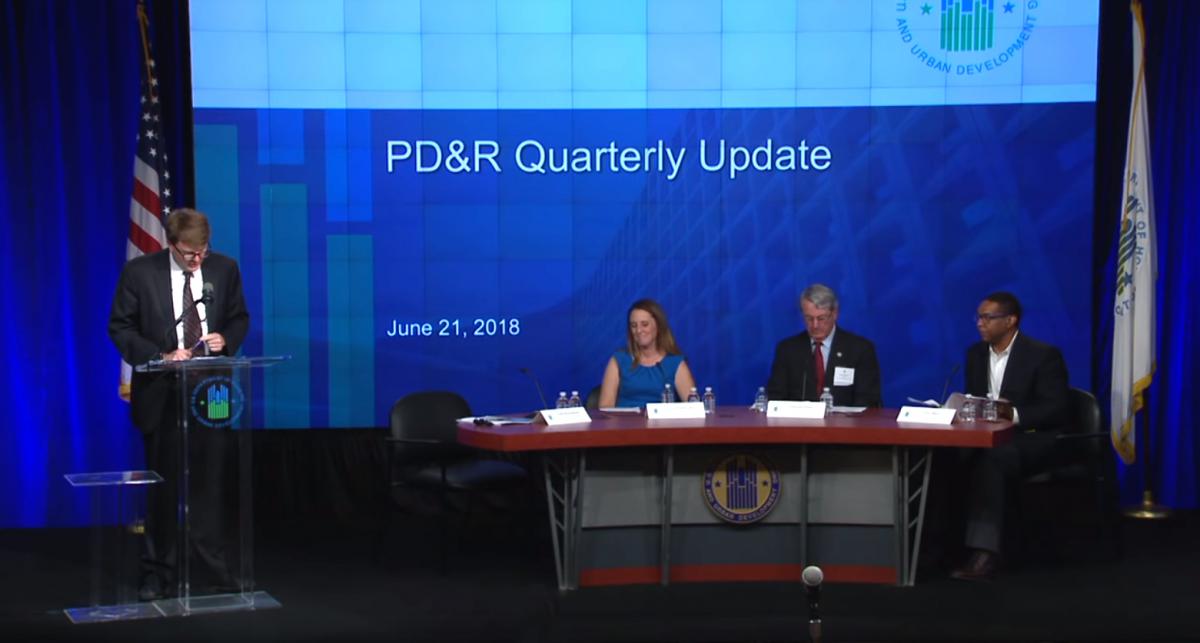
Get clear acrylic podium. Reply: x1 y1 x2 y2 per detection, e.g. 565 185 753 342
130 354 288 618
63 470 163 623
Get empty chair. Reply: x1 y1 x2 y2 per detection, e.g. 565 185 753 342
1018 387 1122 561
585 385 602 410
379 391 528 567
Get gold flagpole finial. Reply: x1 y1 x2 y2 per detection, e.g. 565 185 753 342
136 0 157 101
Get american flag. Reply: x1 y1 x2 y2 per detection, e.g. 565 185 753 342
120 0 173 400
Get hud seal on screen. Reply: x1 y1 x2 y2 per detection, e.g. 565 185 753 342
703 453 781 524
189 375 245 428
896 0 1039 77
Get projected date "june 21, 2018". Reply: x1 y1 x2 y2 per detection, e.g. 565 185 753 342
386 318 522 338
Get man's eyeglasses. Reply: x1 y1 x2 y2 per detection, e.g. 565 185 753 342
976 312 1009 323
174 244 210 261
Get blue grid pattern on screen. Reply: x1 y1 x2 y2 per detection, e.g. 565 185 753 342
188 0 1099 109
572 102 1093 407
573 108 794 395
188 0 1100 420
190 100 1095 419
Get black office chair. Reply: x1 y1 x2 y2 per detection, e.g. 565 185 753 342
585 385 602 410
1018 387 1122 561
379 391 528 568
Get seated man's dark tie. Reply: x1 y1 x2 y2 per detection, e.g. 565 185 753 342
813 341 825 395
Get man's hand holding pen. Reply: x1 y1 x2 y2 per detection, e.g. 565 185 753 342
163 333 226 361
197 332 225 354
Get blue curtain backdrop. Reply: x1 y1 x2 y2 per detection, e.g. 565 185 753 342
0 0 191 527
1096 0 1200 508
0 0 1195 527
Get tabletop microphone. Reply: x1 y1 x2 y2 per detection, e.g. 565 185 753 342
802 565 823 643
940 363 962 406
519 367 549 410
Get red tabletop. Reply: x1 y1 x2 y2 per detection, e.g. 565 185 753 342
457 406 1013 452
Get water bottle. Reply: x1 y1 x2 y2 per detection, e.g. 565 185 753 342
753 386 768 413
687 386 700 403
555 391 568 409
820 387 834 413
959 396 977 422
703 386 716 415
662 383 674 403
568 390 581 408
983 393 998 421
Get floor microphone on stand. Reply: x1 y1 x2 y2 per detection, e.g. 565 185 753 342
803 565 823 643
519 367 550 410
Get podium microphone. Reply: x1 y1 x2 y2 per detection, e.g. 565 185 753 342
940 363 962 406
519 367 549 410
172 292 210 327
802 565 823 643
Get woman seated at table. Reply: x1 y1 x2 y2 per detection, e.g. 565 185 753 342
598 298 697 408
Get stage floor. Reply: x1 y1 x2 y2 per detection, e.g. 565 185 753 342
1 507 1197 642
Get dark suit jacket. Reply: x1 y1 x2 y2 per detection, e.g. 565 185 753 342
109 249 249 433
767 327 882 407
965 331 1070 432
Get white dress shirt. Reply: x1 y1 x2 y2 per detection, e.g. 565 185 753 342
169 258 209 350
988 330 1020 423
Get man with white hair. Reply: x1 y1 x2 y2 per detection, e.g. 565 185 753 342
766 283 881 408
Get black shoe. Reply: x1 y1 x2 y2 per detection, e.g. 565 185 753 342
949 549 1000 582
138 575 163 601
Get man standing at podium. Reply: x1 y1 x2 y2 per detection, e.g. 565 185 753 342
109 207 249 600
766 283 882 407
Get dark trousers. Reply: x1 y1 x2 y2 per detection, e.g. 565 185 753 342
958 430 1059 554
142 414 237 590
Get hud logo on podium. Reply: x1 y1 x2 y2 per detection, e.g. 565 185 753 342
703 454 781 524
189 375 245 428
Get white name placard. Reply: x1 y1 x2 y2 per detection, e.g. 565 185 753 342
537 406 592 426
766 400 826 419
896 406 957 425
645 402 706 420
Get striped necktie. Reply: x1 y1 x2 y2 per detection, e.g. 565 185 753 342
182 271 202 349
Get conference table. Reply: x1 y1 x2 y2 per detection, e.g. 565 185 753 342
458 407 1012 591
